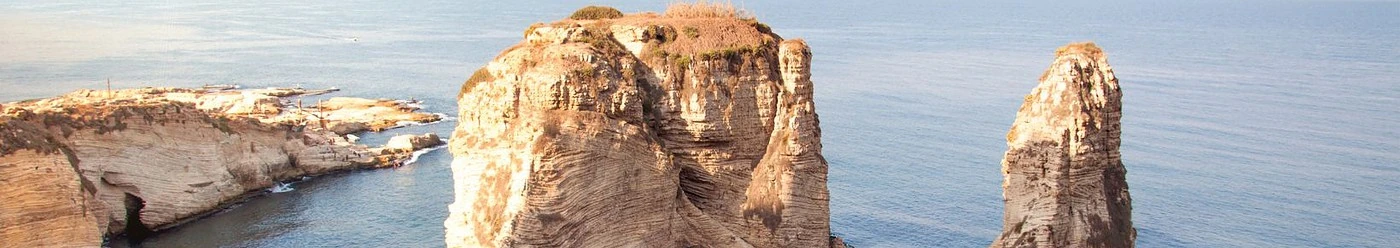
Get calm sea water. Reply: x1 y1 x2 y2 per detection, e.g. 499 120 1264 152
2 1 1397 247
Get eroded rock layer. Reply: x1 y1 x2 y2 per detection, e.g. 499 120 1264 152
0 87 443 246
991 42 1135 248
447 11 831 248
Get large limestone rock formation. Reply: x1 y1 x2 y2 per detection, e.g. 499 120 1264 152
0 87 443 246
446 8 833 248
991 42 1135 248
0 124 104 247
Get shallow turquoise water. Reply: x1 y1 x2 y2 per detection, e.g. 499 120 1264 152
2 1 1397 247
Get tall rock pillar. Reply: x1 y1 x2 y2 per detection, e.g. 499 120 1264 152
992 42 1135 248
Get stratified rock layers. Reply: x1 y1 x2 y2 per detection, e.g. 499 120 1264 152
0 87 442 246
0 149 103 247
991 43 1135 248
447 17 830 247
0 103 369 247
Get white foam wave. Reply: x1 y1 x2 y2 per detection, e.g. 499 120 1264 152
402 143 447 166
268 182 295 193
390 113 452 129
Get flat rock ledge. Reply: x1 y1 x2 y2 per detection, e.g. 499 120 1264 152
0 86 446 247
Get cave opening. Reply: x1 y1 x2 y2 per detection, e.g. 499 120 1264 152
123 193 154 244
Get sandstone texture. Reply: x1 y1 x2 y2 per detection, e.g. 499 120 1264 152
0 148 103 247
446 9 832 248
0 86 443 246
991 42 1135 248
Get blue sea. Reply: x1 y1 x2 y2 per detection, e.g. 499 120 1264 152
2 1 1396 247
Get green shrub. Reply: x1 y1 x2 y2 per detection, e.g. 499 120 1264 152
682 26 700 39
646 49 670 62
569 6 624 20
670 54 692 70
697 45 755 60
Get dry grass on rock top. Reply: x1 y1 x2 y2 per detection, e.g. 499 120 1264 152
544 2 778 57
662 0 751 19
1055 41 1104 58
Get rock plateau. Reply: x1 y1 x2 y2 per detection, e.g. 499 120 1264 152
0 86 444 246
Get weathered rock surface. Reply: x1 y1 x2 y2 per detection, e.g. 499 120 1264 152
991 42 1135 248
446 9 832 248
0 86 444 246
0 148 103 247
56 86 442 135
371 133 447 167
306 97 443 135
383 133 446 151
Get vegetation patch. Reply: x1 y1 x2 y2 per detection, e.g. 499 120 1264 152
682 26 700 39
744 18 772 34
0 117 66 156
569 6 624 20
572 67 597 78
669 53 693 71
663 0 751 19
633 18 774 56
648 25 678 44
696 45 757 61
459 67 495 99
523 22 545 38
568 23 631 53
1055 41 1103 57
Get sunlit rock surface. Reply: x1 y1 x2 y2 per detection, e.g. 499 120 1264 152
0 86 443 246
991 42 1135 248
446 9 833 248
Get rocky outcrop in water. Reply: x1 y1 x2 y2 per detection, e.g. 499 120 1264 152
309 97 443 135
373 133 447 167
0 86 443 246
991 42 1135 248
446 7 833 248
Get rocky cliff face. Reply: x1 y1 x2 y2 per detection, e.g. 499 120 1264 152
0 120 103 247
446 10 832 248
0 87 442 246
991 42 1135 248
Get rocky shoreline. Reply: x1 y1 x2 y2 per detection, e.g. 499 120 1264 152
0 85 447 246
